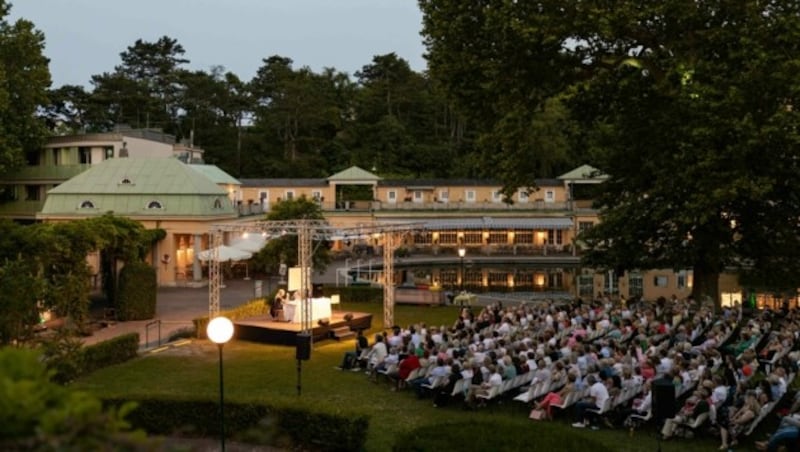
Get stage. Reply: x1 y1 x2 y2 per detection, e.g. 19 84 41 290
234 311 373 346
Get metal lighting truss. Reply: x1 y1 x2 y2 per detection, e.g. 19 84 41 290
207 220 421 332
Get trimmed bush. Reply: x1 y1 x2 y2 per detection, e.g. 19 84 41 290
116 262 157 320
104 397 368 452
193 298 268 340
83 333 139 374
321 286 382 303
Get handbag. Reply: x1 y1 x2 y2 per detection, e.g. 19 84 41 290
529 409 545 420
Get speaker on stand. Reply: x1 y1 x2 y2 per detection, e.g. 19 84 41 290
652 378 677 452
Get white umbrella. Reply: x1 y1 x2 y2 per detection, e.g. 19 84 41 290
198 245 252 262
230 236 267 253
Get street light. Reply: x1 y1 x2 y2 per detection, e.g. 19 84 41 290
458 247 466 292
207 316 234 452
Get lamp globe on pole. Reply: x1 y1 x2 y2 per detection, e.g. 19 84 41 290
207 316 234 452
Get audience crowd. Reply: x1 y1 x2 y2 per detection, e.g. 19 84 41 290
340 294 800 450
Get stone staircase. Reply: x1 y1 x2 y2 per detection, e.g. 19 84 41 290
331 325 356 341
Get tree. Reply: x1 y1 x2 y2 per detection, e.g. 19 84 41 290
251 196 331 275
90 36 189 133
419 1 577 188
420 1 800 304
0 347 153 450
0 0 51 176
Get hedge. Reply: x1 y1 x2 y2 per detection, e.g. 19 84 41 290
104 397 369 452
82 333 140 374
321 286 382 303
116 262 157 320
193 298 268 340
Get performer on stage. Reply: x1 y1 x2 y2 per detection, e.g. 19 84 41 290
271 289 286 321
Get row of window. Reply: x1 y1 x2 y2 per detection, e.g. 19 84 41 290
577 271 692 297
411 230 564 245
256 190 322 203
78 198 227 210
386 189 556 203
27 147 116 166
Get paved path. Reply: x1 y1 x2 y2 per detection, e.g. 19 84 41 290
83 279 263 347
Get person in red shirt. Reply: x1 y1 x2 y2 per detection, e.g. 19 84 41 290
390 344 421 391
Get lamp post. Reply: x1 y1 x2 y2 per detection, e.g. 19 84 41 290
344 257 350 287
458 247 466 292
207 316 234 452
356 258 362 282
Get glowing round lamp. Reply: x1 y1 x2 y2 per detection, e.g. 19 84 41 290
207 316 234 344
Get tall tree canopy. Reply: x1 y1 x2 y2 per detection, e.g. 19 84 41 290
0 0 50 176
420 0 800 303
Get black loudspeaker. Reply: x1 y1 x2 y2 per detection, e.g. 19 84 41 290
296 333 312 361
653 378 677 422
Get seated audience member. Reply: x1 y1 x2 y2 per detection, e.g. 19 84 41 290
660 389 710 439
339 329 369 370
755 411 800 451
719 391 761 449
572 375 609 428
534 372 578 420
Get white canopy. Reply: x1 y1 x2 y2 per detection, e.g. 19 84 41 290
230 236 267 253
198 245 253 262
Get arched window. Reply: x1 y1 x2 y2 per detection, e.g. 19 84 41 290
147 200 163 209
79 200 95 209
120 177 132 185
213 198 223 209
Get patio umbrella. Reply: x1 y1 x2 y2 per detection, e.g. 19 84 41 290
198 245 253 262
230 236 267 253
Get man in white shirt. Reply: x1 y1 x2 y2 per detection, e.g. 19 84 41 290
573 375 609 428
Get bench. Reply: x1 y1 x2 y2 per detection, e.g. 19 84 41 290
395 288 445 306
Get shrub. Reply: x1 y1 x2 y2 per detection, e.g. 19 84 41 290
321 286 382 303
193 298 268 340
104 397 369 451
116 262 157 321
83 333 139 374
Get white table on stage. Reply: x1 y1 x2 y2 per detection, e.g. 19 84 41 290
283 297 333 323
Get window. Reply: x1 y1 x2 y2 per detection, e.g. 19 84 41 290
514 231 533 244
518 190 529 203
213 198 223 209
25 185 41 201
104 146 114 159
79 200 95 209
579 221 594 233
120 178 133 185
387 190 397 203
629 272 644 297
465 190 476 202
654 275 669 287
312 191 322 202
605 270 619 294
413 190 423 203
463 232 482 244
578 275 594 297
79 147 91 164
147 200 163 209
489 231 507 244
545 190 555 203
677 270 692 289
52 148 61 166
285 190 295 200
492 190 503 203
259 191 269 203
439 190 449 202
439 231 457 244
547 229 563 245
488 272 508 287
26 151 40 166
550 272 563 289
413 232 433 245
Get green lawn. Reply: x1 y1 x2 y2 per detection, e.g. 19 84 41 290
74 302 757 451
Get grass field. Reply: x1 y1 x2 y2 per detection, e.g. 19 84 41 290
74 302 763 451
